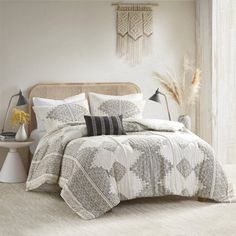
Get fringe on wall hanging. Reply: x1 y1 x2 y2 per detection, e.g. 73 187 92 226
116 4 153 65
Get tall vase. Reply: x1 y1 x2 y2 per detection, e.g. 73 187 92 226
178 115 191 130
15 124 28 141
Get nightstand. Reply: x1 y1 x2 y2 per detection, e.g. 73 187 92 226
0 139 33 183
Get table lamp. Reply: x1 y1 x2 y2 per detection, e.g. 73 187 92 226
149 88 172 121
1 90 28 137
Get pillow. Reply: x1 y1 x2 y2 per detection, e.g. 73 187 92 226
33 100 90 132
33 93 86 130
33 93 86 106
88 92 145 118
84 115 126 136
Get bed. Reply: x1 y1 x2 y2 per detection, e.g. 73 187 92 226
26 82 234 220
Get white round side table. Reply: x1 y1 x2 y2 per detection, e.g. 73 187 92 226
0 139 33 183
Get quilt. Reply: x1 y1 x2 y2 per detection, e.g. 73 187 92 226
26 119 234 219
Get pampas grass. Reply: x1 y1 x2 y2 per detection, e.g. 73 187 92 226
153 57 201 114
153 72 182 105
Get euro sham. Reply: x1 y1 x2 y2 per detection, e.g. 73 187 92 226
88 92 145 118
33 100 89 132
33 93 86 130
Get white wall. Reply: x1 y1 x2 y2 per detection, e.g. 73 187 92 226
0 1 196 168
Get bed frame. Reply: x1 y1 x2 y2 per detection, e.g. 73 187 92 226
28 82 141 133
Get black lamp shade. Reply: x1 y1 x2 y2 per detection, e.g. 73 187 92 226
149 89 161 103
16 90 28 106
149 88 172 121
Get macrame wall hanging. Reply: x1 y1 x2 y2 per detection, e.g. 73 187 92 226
115 3 154 65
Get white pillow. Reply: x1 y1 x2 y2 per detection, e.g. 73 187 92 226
33 93 86 130
33 100 90 132
88 93 143 101
33 93 86 106
88 92 145 118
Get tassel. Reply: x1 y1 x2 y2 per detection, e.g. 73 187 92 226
116 4 153 65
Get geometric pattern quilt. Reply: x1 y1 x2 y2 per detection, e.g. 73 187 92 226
26 120 235 219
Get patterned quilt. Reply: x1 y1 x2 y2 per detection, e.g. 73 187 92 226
26 119 234 219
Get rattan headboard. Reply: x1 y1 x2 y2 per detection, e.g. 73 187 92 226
28 82 141 133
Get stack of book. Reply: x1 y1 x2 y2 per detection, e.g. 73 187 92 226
0 133 16 141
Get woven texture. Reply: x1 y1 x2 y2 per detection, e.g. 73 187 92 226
116 4 153 65
84 115 125 136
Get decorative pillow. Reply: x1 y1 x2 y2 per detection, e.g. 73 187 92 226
33 93 86 130
88 92 145 118
84 115 126 136
33 100 90 132
33 93 86 106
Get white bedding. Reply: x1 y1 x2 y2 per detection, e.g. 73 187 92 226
27 119 234 219
29 129 46 154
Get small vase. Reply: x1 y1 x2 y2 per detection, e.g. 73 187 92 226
178 115 191 130
15 124 28 141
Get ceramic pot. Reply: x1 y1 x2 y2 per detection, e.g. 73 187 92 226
15 124 28 141
178 115 191 130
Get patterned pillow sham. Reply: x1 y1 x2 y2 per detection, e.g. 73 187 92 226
84 115 126 136
33 93 86 131
88 92 145 118
33 100 90 132
33 93 86 106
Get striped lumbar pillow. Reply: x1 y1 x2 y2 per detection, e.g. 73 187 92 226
84 115 126 136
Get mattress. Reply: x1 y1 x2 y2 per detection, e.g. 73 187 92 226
29 129 46 154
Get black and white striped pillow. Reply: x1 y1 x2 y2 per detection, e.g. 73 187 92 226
84 115 126 136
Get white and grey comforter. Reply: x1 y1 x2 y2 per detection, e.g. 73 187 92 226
26 119 234 219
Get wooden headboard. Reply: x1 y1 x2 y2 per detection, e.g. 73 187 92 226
28 82 141 133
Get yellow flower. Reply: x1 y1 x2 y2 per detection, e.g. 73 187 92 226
11 108 29 126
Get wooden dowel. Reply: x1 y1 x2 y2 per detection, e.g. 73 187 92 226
112 3 159 6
